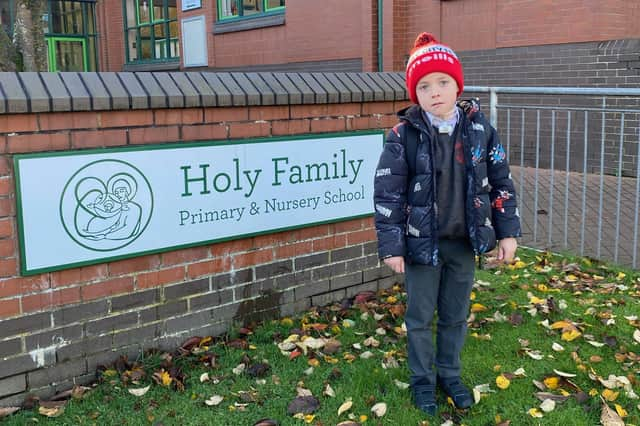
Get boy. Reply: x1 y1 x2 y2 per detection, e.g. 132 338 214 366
373 32 521 415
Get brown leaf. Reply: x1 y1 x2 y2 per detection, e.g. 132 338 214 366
247 363 271 378
600 398 625 426
354 291 376 304
603 335 618 347
0 407 20 418
253 419 279 426
226 339 248 350
534 392 569 403
180 336 203 352
509 312 523 325
286 396 320 415
323 339 342 354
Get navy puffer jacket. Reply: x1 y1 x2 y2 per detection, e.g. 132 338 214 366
374 100 521 265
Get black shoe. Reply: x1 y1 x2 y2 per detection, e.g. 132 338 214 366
437 376 473 409
412 383 437 416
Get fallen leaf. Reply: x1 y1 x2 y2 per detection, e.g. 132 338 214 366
544 377 559 390
394 379 410 390
496 375 510 389
614 404 628 418
602 389 619 402
338 399 353 416
323 384 336 398
600 399 625 426
287 396 320 415
128 385 151 397
371 402 387 417
471 303 488 313
205 395 224 406
38 405 65 418
534 392 569 403
0 407 20 418
540 399 556 412
561 329 582 341
552 342 564 352
253 419 279 426
200 372 210 383
633 329 640 344
553 369 577 378
527 407 543 418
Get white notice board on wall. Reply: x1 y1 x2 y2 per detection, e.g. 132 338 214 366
181 15 207 67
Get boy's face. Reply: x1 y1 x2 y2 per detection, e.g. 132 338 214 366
415 72 459 120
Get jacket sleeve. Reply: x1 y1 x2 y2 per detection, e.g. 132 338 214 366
373 122 409 259
485 121 522 240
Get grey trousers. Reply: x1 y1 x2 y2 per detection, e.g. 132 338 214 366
404 239 475 385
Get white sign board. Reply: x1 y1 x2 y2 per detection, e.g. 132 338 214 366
181 15 207 68
14 133 382 275
181 0 201 11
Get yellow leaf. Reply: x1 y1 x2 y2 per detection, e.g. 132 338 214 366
496 375 510 389
529 296 545 305
471 303 488 313
589 388 599 396
561 329 582 341
602 389 619 402
470 291 476 301
249 344 257 350
161 370 172 387
360 414 368 422
308 358 320 367
543 377 559 390
614 404 627 418
550 320 572 330
280 317 294 326
559 389 570 396
564 274 579 283
536 284 549 292
616 272 626 281
386 295 398 303
528 408 543 418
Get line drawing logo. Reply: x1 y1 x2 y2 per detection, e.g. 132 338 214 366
60 159 153 252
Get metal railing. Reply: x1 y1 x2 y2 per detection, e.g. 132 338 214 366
466 86 640 269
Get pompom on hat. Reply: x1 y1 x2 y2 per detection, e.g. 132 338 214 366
405 32 464 104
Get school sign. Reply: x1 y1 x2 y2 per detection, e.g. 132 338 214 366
14 132 382 275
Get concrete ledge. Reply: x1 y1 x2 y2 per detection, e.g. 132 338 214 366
0 72 408 114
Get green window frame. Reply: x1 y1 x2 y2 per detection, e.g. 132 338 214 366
45 0 98 71
217 0 284 21
123 0 179 64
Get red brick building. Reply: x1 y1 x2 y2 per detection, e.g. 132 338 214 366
2 1 639 83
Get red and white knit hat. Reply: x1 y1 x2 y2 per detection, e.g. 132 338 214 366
405 32 464 104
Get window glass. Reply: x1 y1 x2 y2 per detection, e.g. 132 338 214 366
265 0 283 10
45 1 98 71
218 0 284 20
124 0 178 63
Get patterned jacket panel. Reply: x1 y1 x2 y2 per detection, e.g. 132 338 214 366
374 101 521 265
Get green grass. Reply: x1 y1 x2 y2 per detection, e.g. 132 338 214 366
3 248 640 425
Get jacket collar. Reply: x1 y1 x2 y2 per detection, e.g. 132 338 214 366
397 98 482 133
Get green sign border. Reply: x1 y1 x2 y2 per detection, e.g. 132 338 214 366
14 131 384 276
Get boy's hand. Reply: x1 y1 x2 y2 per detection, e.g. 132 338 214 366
383 256 405 274
497 238 517 263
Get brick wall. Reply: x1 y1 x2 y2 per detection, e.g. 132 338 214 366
0 71 408 407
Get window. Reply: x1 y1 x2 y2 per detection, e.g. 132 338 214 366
46 0 98 71
218 0 284 21
123 0 179 63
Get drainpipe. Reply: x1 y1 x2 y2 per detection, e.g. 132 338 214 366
377 0 383 71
